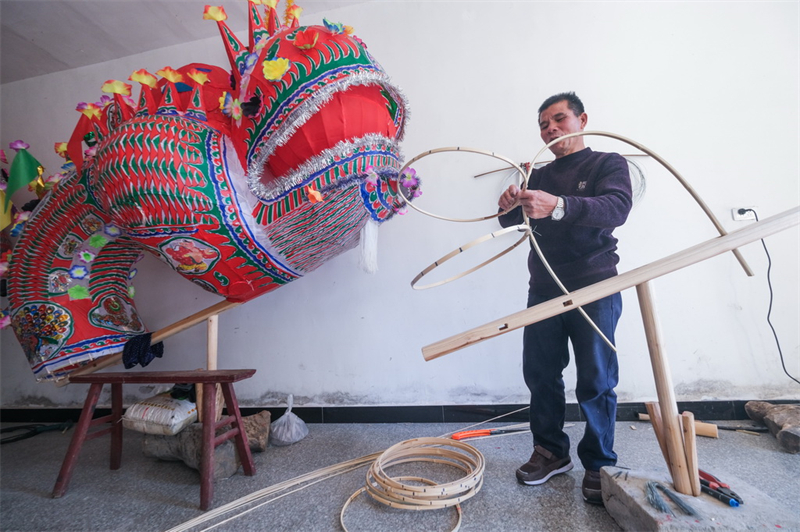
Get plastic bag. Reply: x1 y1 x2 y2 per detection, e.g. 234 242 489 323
269 394 309 446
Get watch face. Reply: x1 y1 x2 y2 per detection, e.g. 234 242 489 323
551 208 564 221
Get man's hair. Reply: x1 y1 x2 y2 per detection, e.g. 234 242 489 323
538 92 585 117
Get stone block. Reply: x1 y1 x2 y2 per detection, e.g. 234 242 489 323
602 467 798 531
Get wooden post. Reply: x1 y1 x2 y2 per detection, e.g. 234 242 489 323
681 412 701 496
637 281 692 495
207 314 219 371
645 401 670 465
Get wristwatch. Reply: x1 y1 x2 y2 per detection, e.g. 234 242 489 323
551 196 565 221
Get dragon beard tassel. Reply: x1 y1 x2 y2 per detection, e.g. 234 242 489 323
358 218 380 274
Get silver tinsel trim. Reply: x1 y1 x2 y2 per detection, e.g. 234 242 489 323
249 133 402 202
246 69 409 196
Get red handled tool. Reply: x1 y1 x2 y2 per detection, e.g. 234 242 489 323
698 469 743 507
451 428 528 440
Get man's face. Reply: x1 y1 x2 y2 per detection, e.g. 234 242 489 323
538 100 588 158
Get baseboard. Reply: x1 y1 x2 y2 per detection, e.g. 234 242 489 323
2 400 795 424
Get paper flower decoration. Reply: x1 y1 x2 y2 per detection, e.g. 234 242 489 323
305 185 324 203
293 29 318 50
9 140 30 151
254 35 268 51
156 67 183 83
364 166 379 186
54 143 68 158
101 80 132 95
400 167 418 188
130 69 158 88
264 0 277 8
76 102 102 119
0 150 6 164
323 18 345 34
203 5 227 21
285 4 303 24
0 310 10 330
187 69 209 85
263 58 290 81
219 92 242 121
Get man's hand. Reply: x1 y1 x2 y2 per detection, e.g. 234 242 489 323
499 185 559 219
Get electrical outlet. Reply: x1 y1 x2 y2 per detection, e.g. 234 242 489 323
732 207 757 221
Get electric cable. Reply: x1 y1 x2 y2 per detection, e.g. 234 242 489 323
740 208 800 386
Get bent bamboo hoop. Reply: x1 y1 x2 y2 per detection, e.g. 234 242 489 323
411 224 531 289
527 131 753 277
340 478 462 532
395 146 527 223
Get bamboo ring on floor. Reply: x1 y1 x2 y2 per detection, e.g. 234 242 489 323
340 437 484 531
410 224 531 290
340 478 463 532
395 146 527 223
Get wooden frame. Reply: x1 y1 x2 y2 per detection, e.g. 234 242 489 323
421 206 798 494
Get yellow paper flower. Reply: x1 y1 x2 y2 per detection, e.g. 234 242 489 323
129 69 158 88
156 67 183 83
101 80 132 95
264 0 277 7
262 58 290 81
54 142 68 158
187 69 209 85
287 5 303 21
203 5 227 21
344 25 354 35
77 103 102 119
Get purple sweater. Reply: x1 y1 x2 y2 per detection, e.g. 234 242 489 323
499 148 632 297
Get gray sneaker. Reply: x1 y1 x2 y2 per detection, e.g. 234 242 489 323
516 445 573 485
582 469 603 505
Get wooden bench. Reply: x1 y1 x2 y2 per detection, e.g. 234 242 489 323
52 369 256 510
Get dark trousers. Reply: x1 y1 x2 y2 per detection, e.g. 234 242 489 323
522 291 622 471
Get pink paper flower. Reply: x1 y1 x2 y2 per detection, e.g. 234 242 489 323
9 140 30 151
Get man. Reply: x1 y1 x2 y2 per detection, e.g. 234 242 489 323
498 92 632 504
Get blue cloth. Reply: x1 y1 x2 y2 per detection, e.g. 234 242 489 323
523 291 622 470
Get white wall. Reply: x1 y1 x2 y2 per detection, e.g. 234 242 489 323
2 1 798 408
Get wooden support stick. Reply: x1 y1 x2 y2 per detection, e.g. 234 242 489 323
639 413 718 438
681 411 701 496
422 206 799 361
207 314 219 371
60 300 241 385
645 402 670 465
637 281 692 495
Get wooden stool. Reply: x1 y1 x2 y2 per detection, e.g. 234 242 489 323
52 369 256 510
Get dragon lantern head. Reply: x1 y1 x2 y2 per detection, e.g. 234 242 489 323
206 1 411 225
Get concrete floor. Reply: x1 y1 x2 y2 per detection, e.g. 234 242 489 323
1 419 797 531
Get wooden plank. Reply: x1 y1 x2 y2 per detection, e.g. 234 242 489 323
422 206 799 361
68 369 256 384
61 300 241 384
637 281 691 495
639 413 718 438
